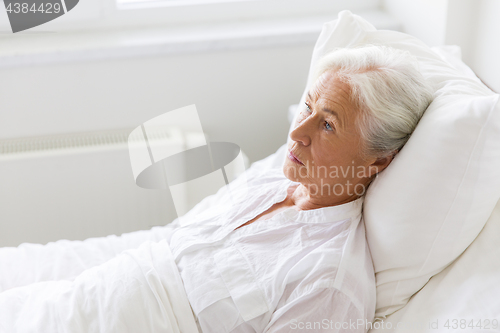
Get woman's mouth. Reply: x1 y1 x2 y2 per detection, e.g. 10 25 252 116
288 150 304 165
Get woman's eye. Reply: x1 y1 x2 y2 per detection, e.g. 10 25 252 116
296 102 312 123
302 102 334 132
304 102 312 113
325 121 334 131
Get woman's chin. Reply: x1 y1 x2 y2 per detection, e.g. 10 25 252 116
283 161 304 182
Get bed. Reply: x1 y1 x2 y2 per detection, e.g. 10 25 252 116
1 10 500 333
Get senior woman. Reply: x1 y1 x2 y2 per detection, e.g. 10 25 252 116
0 45 433 333
163 44 434 332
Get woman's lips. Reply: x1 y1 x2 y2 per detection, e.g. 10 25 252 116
288 150 304 165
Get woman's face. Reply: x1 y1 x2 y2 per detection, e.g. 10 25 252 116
284 70 385 203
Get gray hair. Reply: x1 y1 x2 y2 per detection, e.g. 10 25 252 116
312 45 434 159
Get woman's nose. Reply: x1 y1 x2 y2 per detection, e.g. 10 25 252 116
289 114 312 146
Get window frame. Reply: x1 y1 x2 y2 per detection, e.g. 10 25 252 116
0 0 380 33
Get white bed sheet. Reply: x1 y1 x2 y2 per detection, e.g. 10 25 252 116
0 239 199 333
0 224 178 293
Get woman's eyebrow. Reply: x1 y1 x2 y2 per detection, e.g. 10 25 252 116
322 107 342 128
307 92 342 128
307 92 315 102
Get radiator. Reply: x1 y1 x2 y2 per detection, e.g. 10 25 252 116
0 128 247 247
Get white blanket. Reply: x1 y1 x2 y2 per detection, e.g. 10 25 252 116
0 239 199 333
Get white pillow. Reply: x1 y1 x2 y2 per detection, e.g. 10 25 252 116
287 10 500 319
369 198 500 332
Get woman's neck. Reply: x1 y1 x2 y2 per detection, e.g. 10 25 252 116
289 183 362 211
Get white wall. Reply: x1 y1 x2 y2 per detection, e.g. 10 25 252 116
444 0 480 66
448 0 500 93
0 46 311 164
382 0 448 47
383 0 500 93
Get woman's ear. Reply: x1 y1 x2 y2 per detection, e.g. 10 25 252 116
367 151 397 178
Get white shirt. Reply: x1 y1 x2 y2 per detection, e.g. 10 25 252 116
165 152 376 333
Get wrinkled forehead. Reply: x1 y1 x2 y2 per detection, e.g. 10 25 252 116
308 71 357 111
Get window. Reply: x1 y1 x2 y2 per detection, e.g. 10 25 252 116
1 0 379 32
